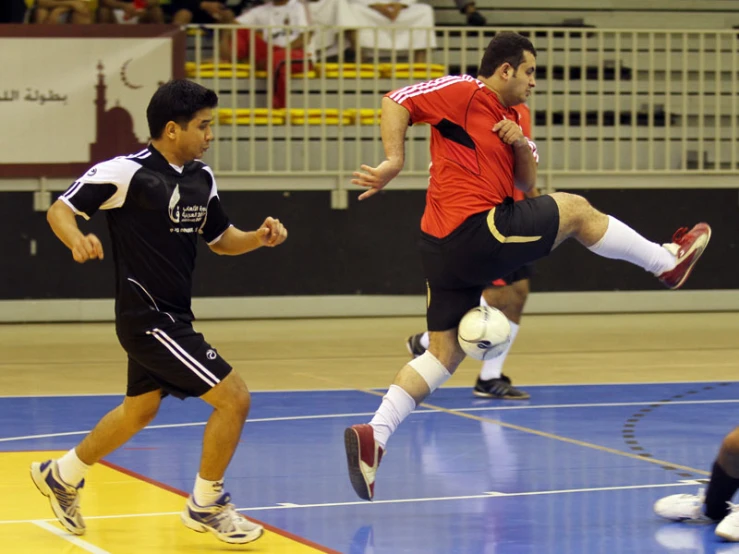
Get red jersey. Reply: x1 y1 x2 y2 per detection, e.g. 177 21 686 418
387 75 538 238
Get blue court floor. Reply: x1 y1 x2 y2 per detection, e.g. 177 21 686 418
4 382 739 554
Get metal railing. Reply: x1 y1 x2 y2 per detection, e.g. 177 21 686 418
189 26 739 194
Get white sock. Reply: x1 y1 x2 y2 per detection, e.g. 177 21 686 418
370 384 416 449
419 332 430 349
193 473 225 506
587 216 676 275
479 321 520 380
57 448 91 487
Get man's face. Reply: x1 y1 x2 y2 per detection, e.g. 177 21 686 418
505 50 536 106
174 107 214 162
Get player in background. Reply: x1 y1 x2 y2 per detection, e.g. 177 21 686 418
655 427 739 541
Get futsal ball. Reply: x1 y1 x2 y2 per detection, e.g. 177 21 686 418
457 306 512 361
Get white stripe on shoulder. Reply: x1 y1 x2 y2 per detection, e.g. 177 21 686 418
390 74 481 105
201 165 219 202
126 148 150 159
75 157 142 211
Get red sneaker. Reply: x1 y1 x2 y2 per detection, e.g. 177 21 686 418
344 424 384 501
658 223 712 289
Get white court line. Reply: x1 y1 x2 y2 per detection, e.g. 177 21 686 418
2 481 697 526
0 412 378 443
461 398 739 412
0 379 737 398
1 398 738 444
32 520 111 553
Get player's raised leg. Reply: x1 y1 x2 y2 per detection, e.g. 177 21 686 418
550 192 711 289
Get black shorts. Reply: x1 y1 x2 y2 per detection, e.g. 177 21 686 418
117 317 232 399
420 195 559 331
492 263 533 286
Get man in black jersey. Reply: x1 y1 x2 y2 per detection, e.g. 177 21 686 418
30 80 286 545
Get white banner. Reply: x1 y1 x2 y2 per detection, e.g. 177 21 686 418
0 36 174 168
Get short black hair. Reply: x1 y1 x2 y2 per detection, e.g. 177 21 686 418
477 32 536 79
146 80 218 139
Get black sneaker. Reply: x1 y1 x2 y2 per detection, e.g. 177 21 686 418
473 374 530 400
405 333 426 358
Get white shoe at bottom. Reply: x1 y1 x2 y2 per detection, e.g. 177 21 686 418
654 490 712 522
716 503 739 542
181 493 264 544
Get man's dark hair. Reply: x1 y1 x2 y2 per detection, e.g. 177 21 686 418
478 32 537 79
147 80 218 139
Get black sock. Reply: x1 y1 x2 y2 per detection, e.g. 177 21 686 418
704 461 739 520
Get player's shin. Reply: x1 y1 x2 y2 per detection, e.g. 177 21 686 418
369 352 451 448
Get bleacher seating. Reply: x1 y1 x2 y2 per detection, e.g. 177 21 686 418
186 2 739 177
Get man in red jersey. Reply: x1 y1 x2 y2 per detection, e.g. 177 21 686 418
405 102 535 401
343 31 711 501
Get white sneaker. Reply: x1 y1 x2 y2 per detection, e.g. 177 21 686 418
716 503 739 541
30 460 85 535
181 493 263 544
654 490 712 522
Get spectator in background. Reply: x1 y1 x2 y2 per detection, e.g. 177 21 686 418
304 0 360 62
34 0 94 23
222 0 313 109
171 0 235 24
455 0 485 26
0 0 27 22
347 0 436 63
98 0 165 22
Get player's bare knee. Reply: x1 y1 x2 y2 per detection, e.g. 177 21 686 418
509 280 529 316
427 331 465 373
482 287 508 312
123 394 161 430
550 192 605 244
722 427 739 454
214 372 251 418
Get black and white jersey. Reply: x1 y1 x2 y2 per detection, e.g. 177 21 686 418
60 145 231 324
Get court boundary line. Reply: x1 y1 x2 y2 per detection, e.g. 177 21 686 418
31 520 111 554
1 398 738 444
98 459 343 554
0 379 737 398
1 481 700 525
358 389 711 476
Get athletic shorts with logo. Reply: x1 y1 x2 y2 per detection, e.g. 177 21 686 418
117 315 232 399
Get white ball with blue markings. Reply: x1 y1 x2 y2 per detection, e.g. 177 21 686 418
457 306 512 361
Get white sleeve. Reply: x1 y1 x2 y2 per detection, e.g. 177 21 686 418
236 6 261 25
60 157 140 220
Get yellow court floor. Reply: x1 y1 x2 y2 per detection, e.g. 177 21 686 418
2 451 335 554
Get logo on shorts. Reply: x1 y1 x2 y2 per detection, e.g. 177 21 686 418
206 349 217 360
87 167 97 176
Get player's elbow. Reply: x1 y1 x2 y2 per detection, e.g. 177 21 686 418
208 242 227 256
515 177 536 194
46 200 69 228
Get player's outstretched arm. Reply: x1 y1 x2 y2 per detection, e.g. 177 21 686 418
46 200 104 264
209 217 287 255
352 97 409 201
